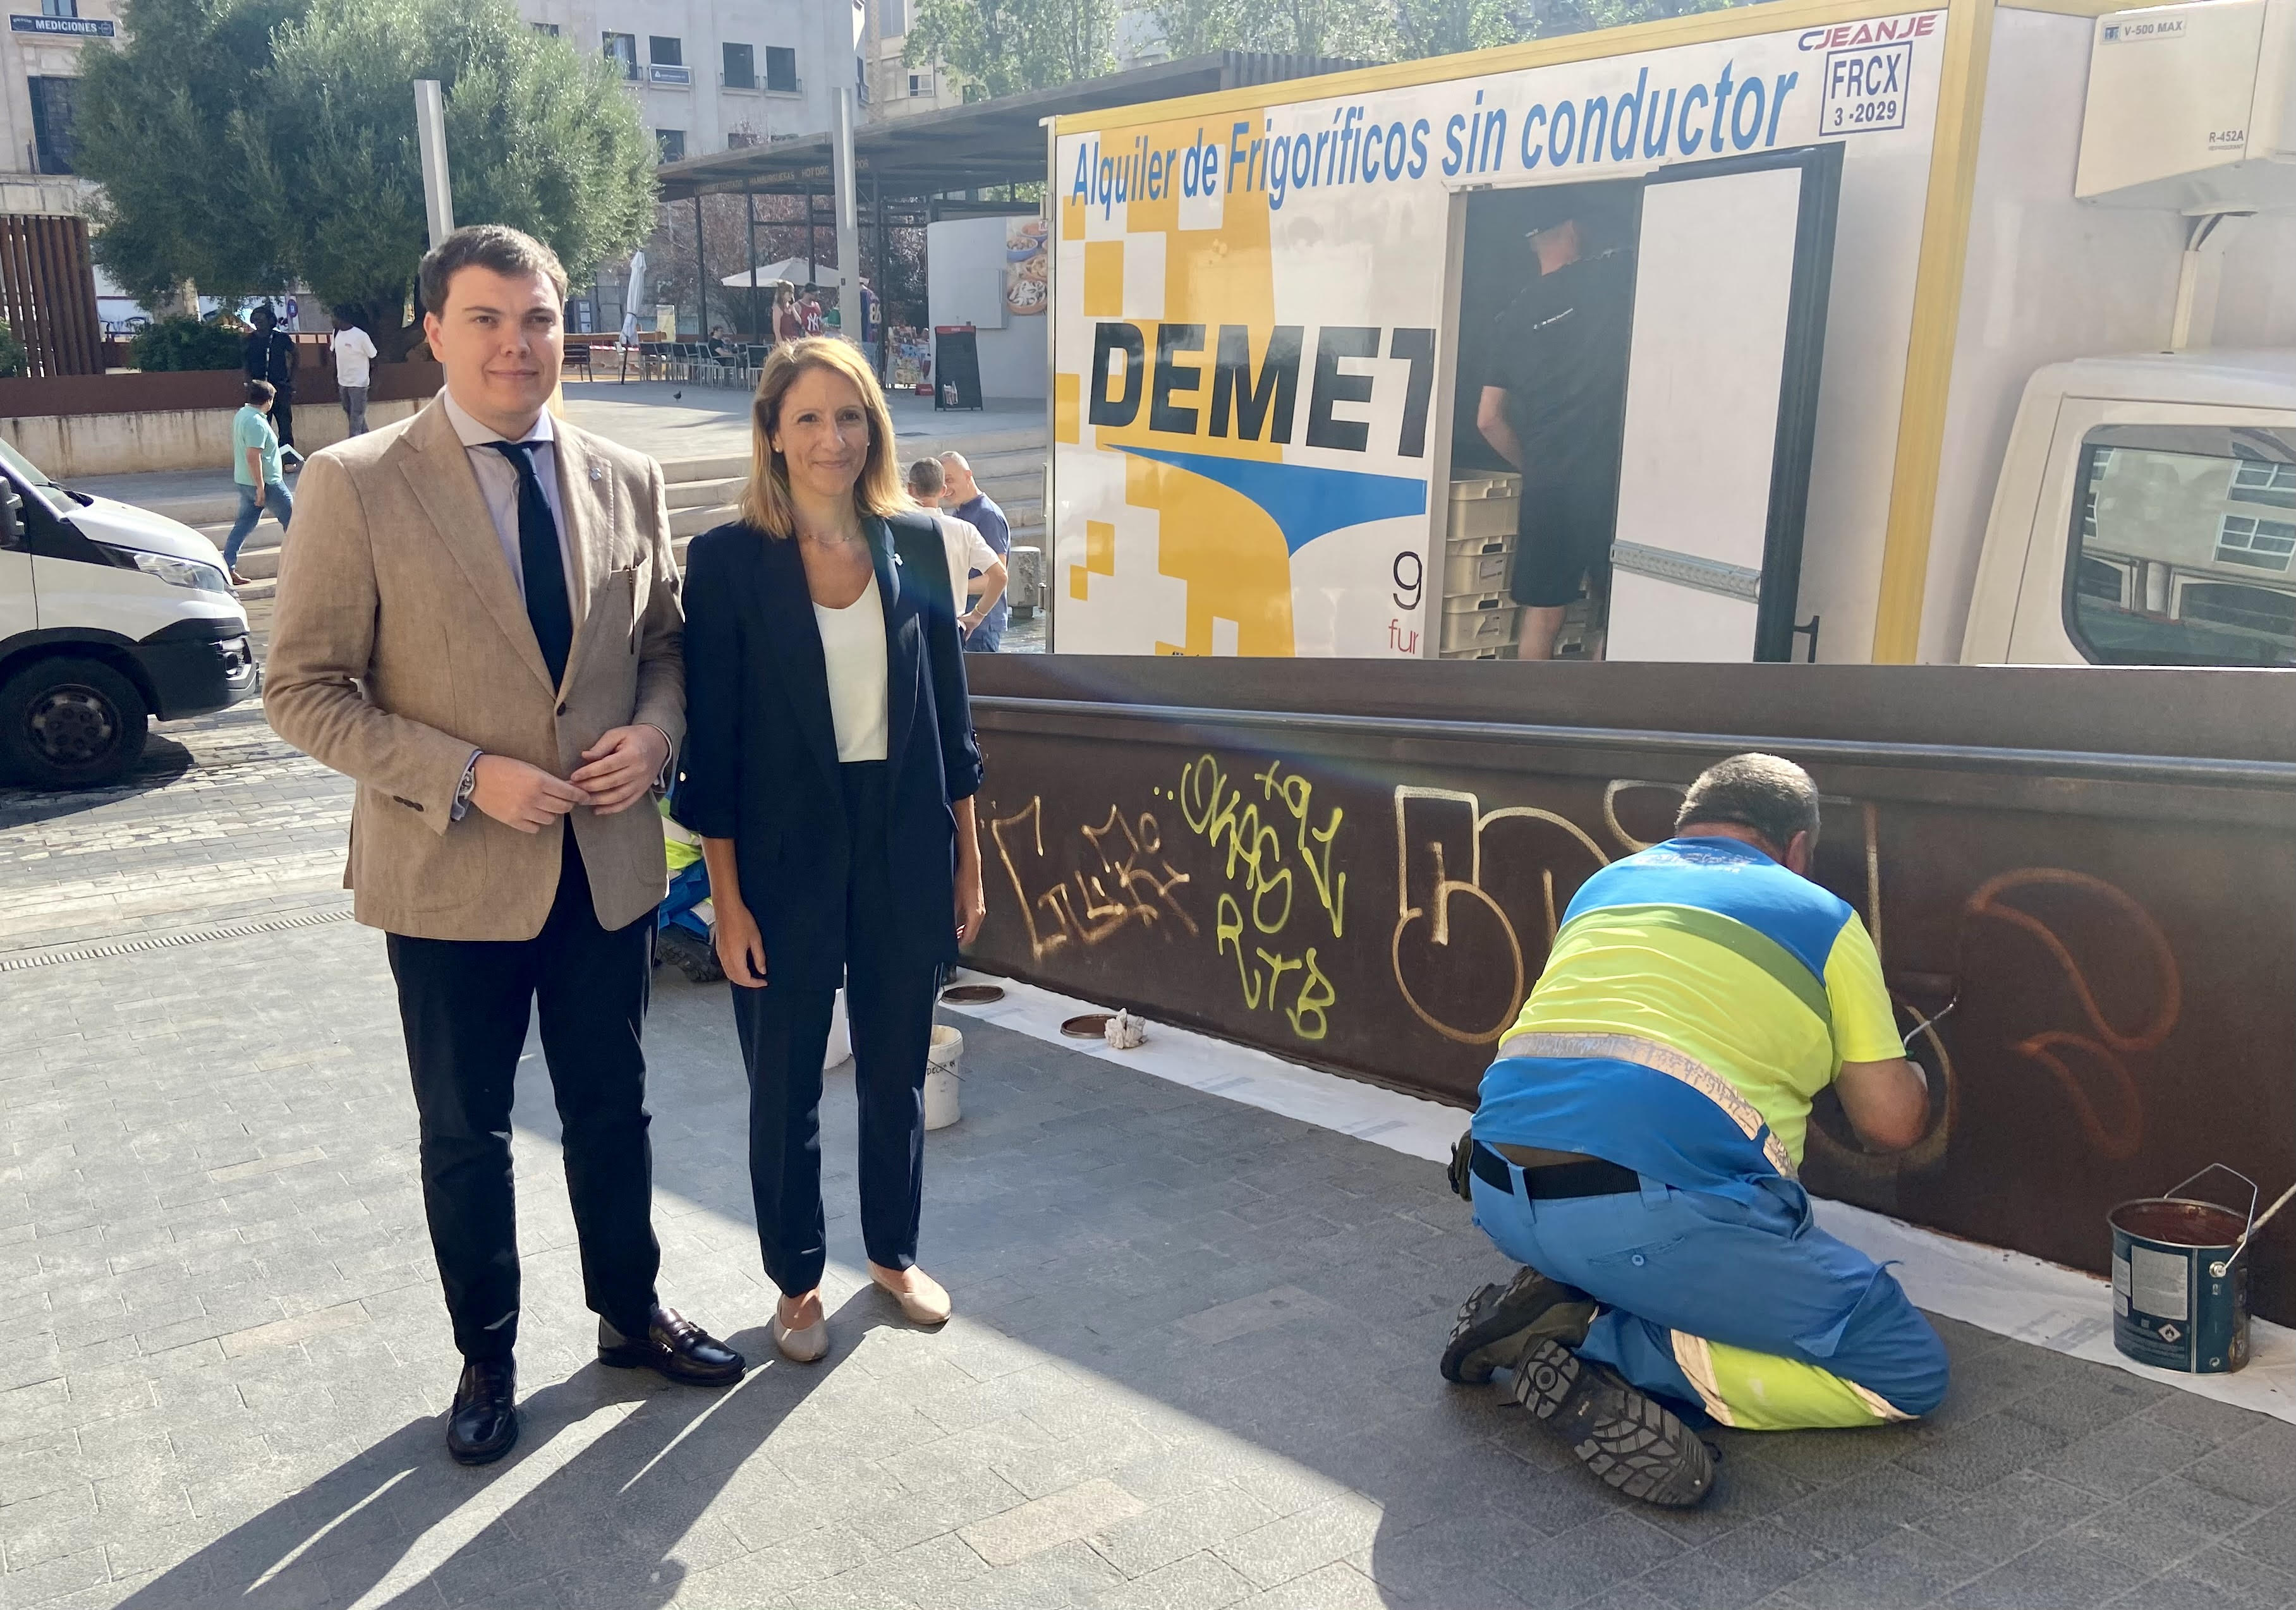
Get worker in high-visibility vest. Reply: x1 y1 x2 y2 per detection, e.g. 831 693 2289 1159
1443 753 1947 1508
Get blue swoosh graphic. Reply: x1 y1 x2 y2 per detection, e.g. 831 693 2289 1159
1119 446 1429 555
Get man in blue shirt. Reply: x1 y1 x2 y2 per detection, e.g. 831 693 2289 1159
1442 754 1944 1508
939 451 1010 651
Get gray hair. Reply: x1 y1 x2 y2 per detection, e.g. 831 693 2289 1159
906 456 945 495
1675 753 1821 854
418 224 569 317
938 450 971 473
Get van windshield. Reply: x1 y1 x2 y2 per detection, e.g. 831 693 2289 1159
2066 423 2296 668
0 437 59 492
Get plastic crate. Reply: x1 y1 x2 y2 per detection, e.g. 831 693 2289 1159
1440 592 1517 653
1443 538 1514 597
1448 473 1521 544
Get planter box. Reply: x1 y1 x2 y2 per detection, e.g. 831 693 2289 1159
0 360 443 420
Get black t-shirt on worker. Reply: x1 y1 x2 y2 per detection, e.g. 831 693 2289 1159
1488 250 1634 489
1486 250 1634 608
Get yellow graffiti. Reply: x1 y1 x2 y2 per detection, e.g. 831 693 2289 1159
1186 753 1345 1039
990 796 1198 963
1256 761 1345 938
1390 787 1612 1046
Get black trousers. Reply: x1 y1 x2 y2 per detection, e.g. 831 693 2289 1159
731 761 940 1297
386 832 660 1362
271 387 296 451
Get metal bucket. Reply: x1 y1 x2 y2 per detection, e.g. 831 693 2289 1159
2109 1166 2254 1374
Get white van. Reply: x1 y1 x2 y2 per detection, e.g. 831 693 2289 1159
0 439 256 789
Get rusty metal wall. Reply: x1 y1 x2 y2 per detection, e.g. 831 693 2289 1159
959 657 2296 1324
0 214 100 378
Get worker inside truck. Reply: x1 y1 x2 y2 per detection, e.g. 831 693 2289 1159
1473 197 1635 662
1440 753 1947 1508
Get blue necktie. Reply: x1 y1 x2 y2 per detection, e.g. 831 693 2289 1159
487 440 572 686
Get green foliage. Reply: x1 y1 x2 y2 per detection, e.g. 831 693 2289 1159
127 315 250 372
76 0 655 356
0 322 24 378
905 0 1115 99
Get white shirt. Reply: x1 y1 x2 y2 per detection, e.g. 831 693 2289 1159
331 326 377 387
441 389 576 615
813 572 889 763
932 512 997 614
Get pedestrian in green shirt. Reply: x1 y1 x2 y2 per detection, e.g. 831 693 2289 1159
222 380 293 584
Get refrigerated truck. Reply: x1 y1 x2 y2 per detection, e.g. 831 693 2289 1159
1042 0 2296 666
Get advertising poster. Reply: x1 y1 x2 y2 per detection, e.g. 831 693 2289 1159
1048 11 1948 657
1005 216 1050 316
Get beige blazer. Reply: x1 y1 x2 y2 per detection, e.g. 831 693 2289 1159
265 393 684 941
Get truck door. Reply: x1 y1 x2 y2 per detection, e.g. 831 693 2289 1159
1605 144 1842 663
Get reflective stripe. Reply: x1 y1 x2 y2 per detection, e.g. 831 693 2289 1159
1670 1333 1737 1426
1498 1031 1798 1180
1847 1380 1915 1424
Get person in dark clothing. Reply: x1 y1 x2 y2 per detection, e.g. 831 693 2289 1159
244 305 303 468
1476 209 1635 660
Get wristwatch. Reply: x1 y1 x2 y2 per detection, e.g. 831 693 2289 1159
452 751 482 821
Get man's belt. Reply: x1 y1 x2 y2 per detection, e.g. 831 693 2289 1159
1467 1137 1640 1201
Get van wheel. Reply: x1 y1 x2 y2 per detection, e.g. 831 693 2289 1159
0 657 150 789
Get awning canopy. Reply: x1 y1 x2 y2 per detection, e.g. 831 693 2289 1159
653 52 1363 203
719 258 849 289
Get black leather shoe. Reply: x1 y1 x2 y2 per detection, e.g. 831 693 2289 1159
598 1305 745 1386
447 1358 518 1466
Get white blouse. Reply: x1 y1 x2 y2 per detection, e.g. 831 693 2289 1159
813 572 890 761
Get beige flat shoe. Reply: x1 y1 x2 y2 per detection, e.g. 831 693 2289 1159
869 1262 951 1326
773 1295 827 1363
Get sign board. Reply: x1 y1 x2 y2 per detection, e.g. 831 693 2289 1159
9 15 114 33
1047 11 1947 658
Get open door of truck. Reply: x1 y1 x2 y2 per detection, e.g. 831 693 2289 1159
1605 143 1842 663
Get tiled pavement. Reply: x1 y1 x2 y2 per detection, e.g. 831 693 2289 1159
4 712 2296 1609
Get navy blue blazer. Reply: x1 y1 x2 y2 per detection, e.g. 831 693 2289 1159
676 509 984 990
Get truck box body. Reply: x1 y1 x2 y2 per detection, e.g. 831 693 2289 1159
1042 0 2296 664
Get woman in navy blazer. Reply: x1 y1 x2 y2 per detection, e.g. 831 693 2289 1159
677 338 985 1364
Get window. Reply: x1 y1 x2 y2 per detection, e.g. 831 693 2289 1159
2076 557 2129 606
908 70 933 97
856 55 869 104
763 45 798 92
655 128 686 162
649 35 681 65
603 32 637 78
2180 581 2296 641
2231 457 2296 509
28 76 76 174
878 0 906 33
2067 425 2296 666
532 21 559 35
722 42 755 88
2215 513 2296 571
40 0 77 16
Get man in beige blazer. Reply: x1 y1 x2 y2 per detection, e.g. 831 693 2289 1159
267 225 742 1467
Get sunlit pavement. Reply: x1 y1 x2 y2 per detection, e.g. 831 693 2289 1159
5 704 2296 1609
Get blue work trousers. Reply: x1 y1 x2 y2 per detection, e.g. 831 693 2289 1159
1471 1163 1948 1425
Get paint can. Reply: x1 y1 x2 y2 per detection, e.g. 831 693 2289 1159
2109 1166 2256 1374
925 1026 963 1131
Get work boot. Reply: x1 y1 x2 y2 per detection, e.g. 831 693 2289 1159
1440 1266 1595 1384
1514 1338 1715 1508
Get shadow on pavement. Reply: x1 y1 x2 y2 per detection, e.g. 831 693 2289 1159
110 1305 884 1610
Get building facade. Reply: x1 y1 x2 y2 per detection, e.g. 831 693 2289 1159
518 0 863 159
863 0 964 121
0 0 108 215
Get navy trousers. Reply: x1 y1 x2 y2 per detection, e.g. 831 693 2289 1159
729 761 940 1297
